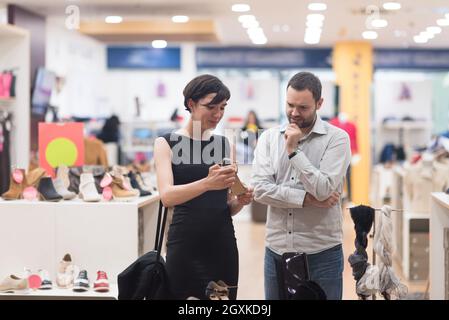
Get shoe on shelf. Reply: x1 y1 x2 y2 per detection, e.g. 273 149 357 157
1 168 26 200
53 177 76 200
0 275 28 292
79 173 101 202
128 172 152 197
110 175 139 202
73 270 90 292
26 167 47 188
37 177 63 202
55 165 70 189
38 269 53 290
56 253 78 288
93 271 110 293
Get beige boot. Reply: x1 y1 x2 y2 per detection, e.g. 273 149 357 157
1 169 26 200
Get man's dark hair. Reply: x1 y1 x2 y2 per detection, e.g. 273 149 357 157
287 72 322 102
183 74 231 112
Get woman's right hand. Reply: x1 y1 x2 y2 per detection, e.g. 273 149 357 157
204 164 236 190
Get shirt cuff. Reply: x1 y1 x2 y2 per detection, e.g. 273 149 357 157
287 187 306 208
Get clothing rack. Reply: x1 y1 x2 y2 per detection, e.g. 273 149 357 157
347 205 402 300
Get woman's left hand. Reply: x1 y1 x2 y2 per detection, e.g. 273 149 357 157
236 187 254 206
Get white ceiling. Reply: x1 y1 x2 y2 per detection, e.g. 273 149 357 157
2 0 449 48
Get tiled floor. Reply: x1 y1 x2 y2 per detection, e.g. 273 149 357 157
233 202 427 300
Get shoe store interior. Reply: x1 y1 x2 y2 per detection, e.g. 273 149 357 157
1 0 449 301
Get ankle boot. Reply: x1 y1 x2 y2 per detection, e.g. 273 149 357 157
55 165 70 189
53 177 76 200
26 168 47 188
1 169 26 200
128 172 152 196
79 173 101 202
110 175 139 201
37 177 63 202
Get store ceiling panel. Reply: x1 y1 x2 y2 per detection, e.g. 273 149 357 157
2 0 449 48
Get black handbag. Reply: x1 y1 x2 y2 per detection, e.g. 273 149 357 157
117 201 171 300
277 252 327 300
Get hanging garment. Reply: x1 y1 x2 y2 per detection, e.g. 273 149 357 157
0 113 12 194
348 205 375 298
356 206 408 299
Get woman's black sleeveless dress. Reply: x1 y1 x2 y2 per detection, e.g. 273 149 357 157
162 133 239 300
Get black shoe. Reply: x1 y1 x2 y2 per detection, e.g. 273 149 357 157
128 172 152 197
37 177 63 202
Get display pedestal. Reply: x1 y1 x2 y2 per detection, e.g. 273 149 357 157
430 192 449 300
0 194 160 300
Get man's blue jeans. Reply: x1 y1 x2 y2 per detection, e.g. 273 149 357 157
264 244 344 300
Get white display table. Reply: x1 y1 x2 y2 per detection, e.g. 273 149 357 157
0 284 118 300
0 194 160 299
430 192 449 300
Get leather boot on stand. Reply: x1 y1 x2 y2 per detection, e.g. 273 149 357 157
1 169 26 200
37 177 63 202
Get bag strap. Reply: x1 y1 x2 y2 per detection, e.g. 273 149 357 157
154 201 168 260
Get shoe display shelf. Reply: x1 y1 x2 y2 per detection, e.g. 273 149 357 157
0 194 160 300
0 284 118 300
430 192 449 300
0 24 30 168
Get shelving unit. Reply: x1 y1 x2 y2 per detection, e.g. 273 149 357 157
0 24 30 169
430 192 449 299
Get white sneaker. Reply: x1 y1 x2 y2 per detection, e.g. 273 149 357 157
79 173 101 202
53 177 76 200
38 269 53 290
0 275 28 292
56 253 78 288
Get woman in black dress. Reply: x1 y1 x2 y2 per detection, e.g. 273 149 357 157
154 75 253 300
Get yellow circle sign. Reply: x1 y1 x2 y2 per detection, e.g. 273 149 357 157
45 138 78 167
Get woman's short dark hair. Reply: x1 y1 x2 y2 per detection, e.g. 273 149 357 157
183 74 231 112
287 71 322 102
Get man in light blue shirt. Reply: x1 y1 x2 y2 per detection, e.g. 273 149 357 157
251 71 351 300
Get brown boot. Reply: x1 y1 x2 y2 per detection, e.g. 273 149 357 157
26 167 47 188
1 169 26 200
110 176 139 201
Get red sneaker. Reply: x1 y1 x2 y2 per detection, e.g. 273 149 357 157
93 271 109 292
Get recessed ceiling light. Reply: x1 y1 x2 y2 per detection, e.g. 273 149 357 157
427 26 442 34
307 13 325 21
371 19 388 28
172 15 189 23
282 24 290 32
307 19 324 28
413 35 428 43
362 30 378 39
232 4 250 12
308 3 327 11
105 16 123 24
383 2 401 10
242 20 259 29
152 40 167 48
437 18 449 27
238 15 256 23
304 36 320 44
420 31 434 39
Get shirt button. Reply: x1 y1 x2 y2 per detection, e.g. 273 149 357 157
288 231 292 234
291 177 294 180
289 213 292 216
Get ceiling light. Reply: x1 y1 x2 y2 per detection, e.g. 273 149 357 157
413 35 428 43
383 2 401 10
247 27 265 38
308 3 327 11
371 19 388 28
307 13 325 21
304 36 320 44
427 26 442 34
242 20 259 28
307 19 323 28
105 16 122 24
172 15 189 23
305 27 322 37
252 36 267 45
420 31 434 39
152 40 167 48
232 4 250 12
238 15 256 23
272 25 281 32
362 30 378 39
282 24 290 32
437 18 449 27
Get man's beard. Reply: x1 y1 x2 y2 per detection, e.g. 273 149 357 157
289 113 317 129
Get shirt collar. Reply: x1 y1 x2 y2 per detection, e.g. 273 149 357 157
279 115 327 135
